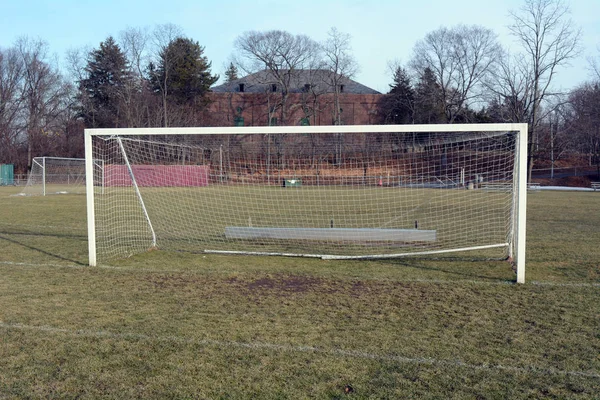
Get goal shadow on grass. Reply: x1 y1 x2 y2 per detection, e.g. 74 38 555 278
0 232 87 266
375 257 515 282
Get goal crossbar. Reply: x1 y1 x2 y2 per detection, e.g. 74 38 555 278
86 123 525 136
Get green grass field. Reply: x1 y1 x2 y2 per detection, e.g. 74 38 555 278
0 185 599 399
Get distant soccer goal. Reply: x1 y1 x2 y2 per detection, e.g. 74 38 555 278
21 157 103 196
85 124 527 283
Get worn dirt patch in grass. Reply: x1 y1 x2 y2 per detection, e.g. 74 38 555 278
245 275 335 294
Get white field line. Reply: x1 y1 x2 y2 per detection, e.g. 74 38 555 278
1 261 599 288
0 222 85 231
1 322 598 379
0 261 114 270
530 281 600 288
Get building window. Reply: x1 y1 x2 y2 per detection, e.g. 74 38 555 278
271 84 277 92
300 117 310 126
339 84 345 93
239 83 245 92
234 116 244 126
303 84 311 92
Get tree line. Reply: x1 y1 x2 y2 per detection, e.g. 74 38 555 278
0 0 598 179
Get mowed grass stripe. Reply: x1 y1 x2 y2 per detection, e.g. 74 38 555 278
2 321 598 379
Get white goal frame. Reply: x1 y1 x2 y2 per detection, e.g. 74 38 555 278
85 123 527 283
23 156 103 196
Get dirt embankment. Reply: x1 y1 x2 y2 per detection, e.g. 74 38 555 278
535 175 596 187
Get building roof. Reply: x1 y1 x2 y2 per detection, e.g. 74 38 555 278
211 69 380 95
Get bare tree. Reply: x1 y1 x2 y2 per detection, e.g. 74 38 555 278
568 83 600 177
539 101 574 178
507 0 581 180
588 46 600 81
410 25 501 123
233 30 321 172
148 23 184 127
118 27 153 127
319 28 359 165
120 26 150 79
486 52 534 123
16 37 72 167
233 30 321 126
0 46 25 166
64 45 92 84
321 27 359 125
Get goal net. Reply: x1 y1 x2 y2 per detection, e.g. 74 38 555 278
21 157 100 196
85 124 527 282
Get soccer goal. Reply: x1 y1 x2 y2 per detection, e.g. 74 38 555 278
85 124 527 283
21 157 103 196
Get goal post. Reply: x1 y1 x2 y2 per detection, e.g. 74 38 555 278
85 124 527 283
22 156 103 196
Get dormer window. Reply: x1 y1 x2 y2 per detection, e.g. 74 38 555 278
339 84 345 93
239 83 245 92
271 84 277 92
303 84 311 92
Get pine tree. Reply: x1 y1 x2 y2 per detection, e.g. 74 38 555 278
380 66 414 124
413 67 445 124
224 62 238 83
79 37 131 128
150 37 218 105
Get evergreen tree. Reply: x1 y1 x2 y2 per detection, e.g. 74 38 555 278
150 37 218 105
224 62 238 83
79 37 131 128
413 67 445 124
379 66 414 124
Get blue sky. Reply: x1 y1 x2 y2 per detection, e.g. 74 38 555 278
1 0 598 93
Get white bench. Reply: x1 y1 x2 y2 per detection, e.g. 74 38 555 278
482 182 540 192
481 183 511 192
225 227 437 242
592 182 600 191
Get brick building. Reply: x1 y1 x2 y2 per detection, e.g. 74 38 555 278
207 69 382 126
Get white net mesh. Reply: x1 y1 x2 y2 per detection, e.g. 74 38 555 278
22 157 88 196
90 128 519 262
